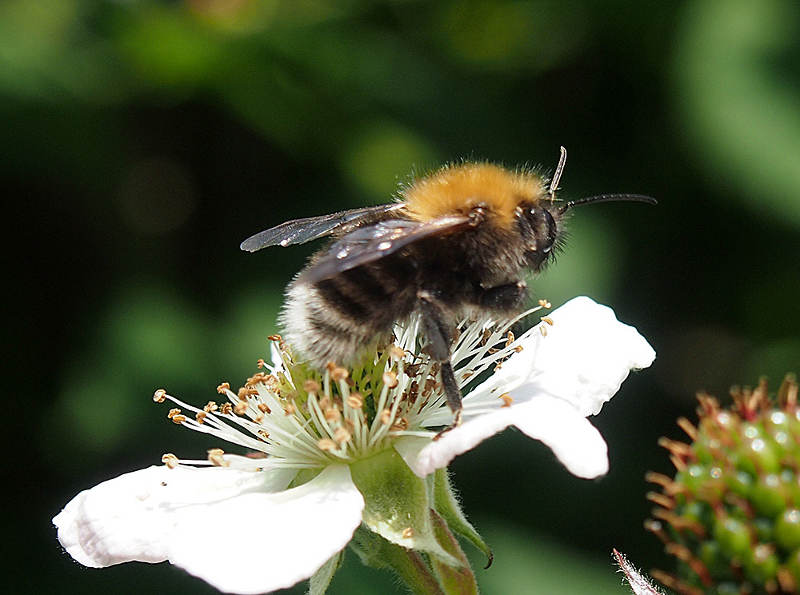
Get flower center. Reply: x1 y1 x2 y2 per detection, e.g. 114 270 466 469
153 303 548 470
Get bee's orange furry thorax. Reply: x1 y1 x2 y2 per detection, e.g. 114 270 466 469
402 162 547 228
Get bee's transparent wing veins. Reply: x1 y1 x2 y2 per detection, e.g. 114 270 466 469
301 215 470 284
240 203 405 252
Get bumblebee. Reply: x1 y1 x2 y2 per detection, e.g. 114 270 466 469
241 148 654 425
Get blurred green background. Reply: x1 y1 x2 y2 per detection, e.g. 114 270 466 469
8 0 800 592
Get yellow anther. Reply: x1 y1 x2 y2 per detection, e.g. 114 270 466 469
220 402 233 415
256 358 266 368
388 345 406 360
346 393 364 409
499 393 513 407
506 331 515 347
538 299 552 308
167 408 181 419
540 325 548 337
254 414 264 423
331 366 349 381
318 438 337 451
204 401 219 412
171 414 186 424
515 345 524 352
258 430 270 440
324 407 341 422
382 371 398 388
402 527 414 539
234 401 248 416
258 403 271 414
208 448 228 467
303 379 321 394
246 372 267 387
153 388 167 403
216 382 230 394
162 453 179 469
541 316 554 326
391 417 409 431
284 403 296 416
380 409 393 425
268 334 282 342
195 411 207 424
334 427 352 444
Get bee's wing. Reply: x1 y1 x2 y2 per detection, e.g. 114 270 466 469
301 215 471 284
240 203 405 252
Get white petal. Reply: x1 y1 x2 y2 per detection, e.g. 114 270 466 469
168 464 363 594
512 296 654 415
397 408 517 477
400 397 608 479
461 297 654 417
512 396 609 478
407 297 653 478
54 464 298 569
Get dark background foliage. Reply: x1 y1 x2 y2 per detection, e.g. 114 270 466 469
6 0 799 592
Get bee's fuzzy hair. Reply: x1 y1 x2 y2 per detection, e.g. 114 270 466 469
401 162 549 229
281 280 387 369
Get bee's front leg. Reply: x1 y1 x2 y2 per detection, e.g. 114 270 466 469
417 291 463 438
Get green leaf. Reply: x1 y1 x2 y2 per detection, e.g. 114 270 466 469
350 448 460 567
433 468 493 568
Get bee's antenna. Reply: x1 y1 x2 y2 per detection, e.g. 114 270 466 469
548 146 567 198
559 193 657 215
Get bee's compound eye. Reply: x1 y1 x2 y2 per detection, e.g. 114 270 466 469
541 209 557 253
521 207 558 269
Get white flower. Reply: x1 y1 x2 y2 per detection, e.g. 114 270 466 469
396 296 656 479
54 296 654 593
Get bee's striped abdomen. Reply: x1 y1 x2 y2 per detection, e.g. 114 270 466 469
280 258 417 368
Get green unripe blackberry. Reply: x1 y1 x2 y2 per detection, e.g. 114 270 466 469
646 375 799 595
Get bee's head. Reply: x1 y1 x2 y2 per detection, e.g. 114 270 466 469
514 146 656 271
515 192 657 271
516 203 564 271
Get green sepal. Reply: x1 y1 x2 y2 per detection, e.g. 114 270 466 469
350 447 460 567
307 550 343 595
433 468 493 567
429 510 479 595
289 467 322 488
350 525 445 595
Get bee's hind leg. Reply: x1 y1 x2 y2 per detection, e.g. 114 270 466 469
417 291 463 439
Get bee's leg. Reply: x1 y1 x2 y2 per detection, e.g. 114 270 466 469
478 281 528 311
417 291 463 438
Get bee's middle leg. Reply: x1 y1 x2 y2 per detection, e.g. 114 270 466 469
417 291 462 432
